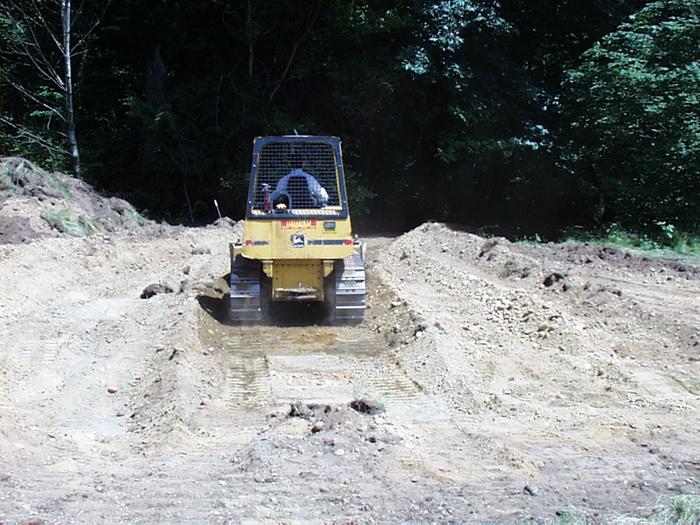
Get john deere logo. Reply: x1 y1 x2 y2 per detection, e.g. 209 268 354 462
291 233 305 248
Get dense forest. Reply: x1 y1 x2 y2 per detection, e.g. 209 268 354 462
1 0 698 244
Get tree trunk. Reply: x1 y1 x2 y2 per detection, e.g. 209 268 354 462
183 179 194 224
246 0 254 78
142 47 167 173
62 0 81 178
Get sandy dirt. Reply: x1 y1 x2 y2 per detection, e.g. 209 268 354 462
0 211 698 522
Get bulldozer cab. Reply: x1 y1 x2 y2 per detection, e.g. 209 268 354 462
247 136 348 219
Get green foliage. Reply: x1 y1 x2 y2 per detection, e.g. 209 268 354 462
543 495 700 525
121 207 147 226
653 494 700 525
549 508 590 525
46 173 71 199
4 0 688 240
0 165 13 200
562 0 700 234
0 13 11 140
517 233 543 245
392 0 589 232
344 170 376 217
0 159 71 200
40 208 102 237
564 222 700 255
0 2 64 165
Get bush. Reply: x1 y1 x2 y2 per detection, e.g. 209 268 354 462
562 0 700 234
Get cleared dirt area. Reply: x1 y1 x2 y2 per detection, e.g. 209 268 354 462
0 212 698 521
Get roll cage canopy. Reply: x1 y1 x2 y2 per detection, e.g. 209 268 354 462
246 136 349 220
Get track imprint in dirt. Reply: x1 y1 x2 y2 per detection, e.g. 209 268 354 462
198 312 444 420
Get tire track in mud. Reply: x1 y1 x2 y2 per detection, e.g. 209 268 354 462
198 311 445 420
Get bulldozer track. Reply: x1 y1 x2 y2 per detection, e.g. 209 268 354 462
330 251 366 324
229 251 367 325
229 255 263 323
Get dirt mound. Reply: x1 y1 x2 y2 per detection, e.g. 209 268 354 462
369 222 699 517
0 219 697 522
513 240 700 278
0 157 152 243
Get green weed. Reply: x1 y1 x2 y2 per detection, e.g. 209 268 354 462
562 223 700 258
122 207 147 225
40 207 102 237
653 494 700 525
46 172 71 199
0 165 14 199
546 494 700 525
549 508 590 525
518 233 543 246
0 162 71 200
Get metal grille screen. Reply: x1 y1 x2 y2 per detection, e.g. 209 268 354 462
252 142 341 215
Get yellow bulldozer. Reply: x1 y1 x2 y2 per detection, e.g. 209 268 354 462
229 135 366 324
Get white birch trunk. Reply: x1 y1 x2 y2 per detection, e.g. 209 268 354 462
62 0 81 177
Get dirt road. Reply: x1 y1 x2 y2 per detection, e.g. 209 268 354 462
0 221 698 523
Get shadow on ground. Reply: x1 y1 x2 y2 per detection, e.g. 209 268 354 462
196 273 330 327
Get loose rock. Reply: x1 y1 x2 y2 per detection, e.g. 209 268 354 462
543 273 565 287
349 399 385 415
140 283 174 299
523 485 539 496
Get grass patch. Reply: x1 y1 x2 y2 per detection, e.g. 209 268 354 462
46 172 71 199
0 165 15 200
0 161 71 200
40 207 102 237
517 233 544 246
122 206 147 225
547 494 700 525
564 224 700 257
500 260 520 278
653 494 700 525
0 164 12 187
549 508 590 525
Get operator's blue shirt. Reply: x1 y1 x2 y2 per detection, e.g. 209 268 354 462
271 169 329 207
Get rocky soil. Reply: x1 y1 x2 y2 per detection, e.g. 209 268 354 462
0 157 173 244
0 164 698 523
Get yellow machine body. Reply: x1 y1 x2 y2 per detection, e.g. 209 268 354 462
229 135 365 324
231 216 354 301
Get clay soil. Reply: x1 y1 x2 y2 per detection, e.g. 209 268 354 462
0 217 698 522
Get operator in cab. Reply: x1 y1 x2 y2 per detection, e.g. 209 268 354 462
270 155 328 209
